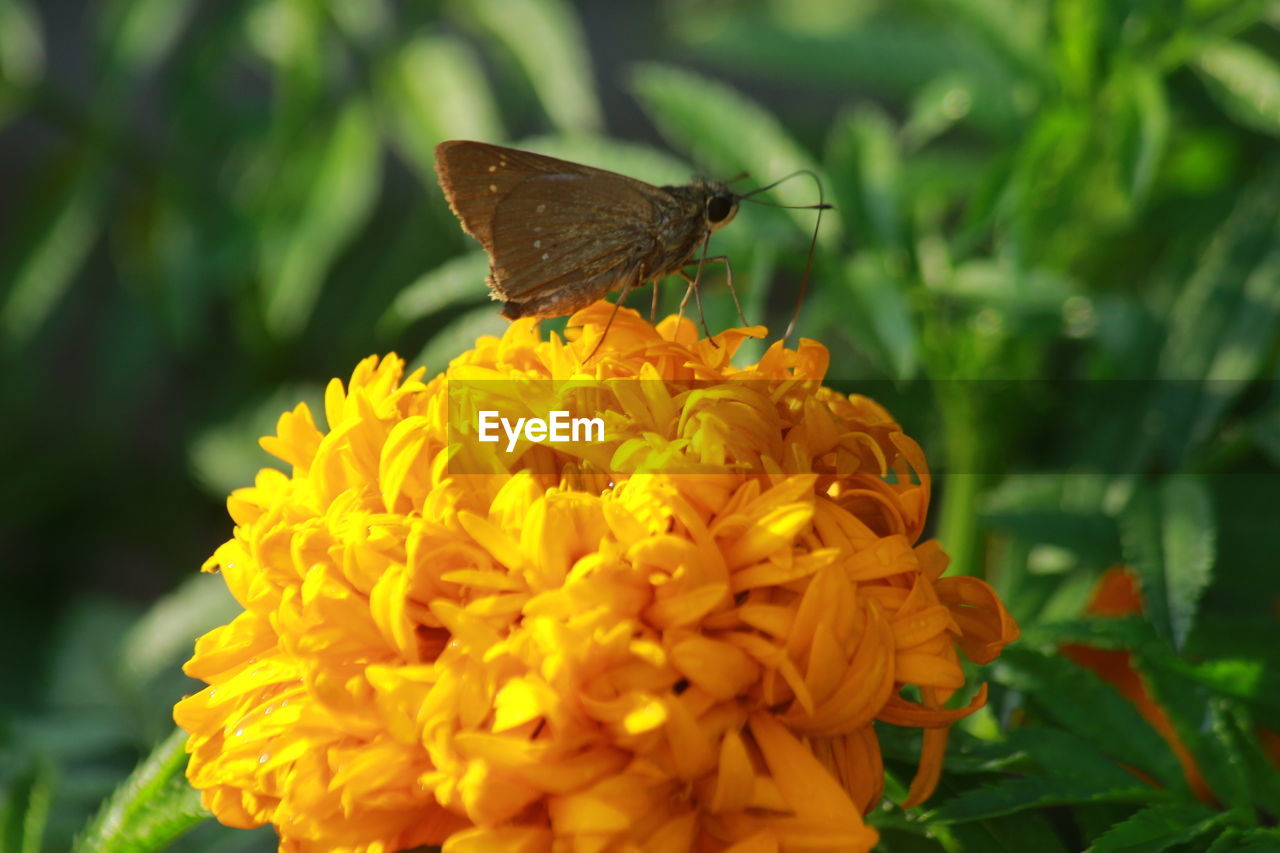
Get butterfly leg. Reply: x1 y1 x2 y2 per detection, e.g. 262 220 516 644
682 255 748 326
585 267 644 362
649 277 660 323
676 268 719 348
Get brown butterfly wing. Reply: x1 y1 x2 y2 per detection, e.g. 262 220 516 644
435 140 614 249
485 172 660 312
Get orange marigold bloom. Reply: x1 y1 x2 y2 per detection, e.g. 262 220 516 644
174 302 1019 852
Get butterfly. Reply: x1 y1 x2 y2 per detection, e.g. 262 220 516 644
434 140 828 347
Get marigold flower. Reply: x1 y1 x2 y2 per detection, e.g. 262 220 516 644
175 302 1019 852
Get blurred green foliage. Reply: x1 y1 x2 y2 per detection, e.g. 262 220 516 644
1 0 1278 850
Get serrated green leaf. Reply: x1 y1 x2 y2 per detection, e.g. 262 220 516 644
630 64 842 243
1207 827 1280 852
1085 802 1222 852
1196 40 1280 138
377 34 504 182
72 728 207 853
262 98 382 337
464 0 601 134
927 774 1153 824
946 808 1072 853
1156 173 1280 461
1120 477 1216 650
1138 659 1254 810
997 647 1187 789
1005 727 1153 790
1021 617 1156 651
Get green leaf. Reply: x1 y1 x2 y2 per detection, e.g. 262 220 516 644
670 10 1026 136
515 135 692 187
927 775 1154 824
0 758 54 853
1116 66 1170 207
0 158 105 348
0 0 43 88
826 107 904 251
463 0 601 134
1138 658 1266 812
381 251 492 334
1119 477 1216 650
1084 802 1223 852
997 647 1187 790
630 63 842 243
1207 827 1280 852
901 73 980 150
1157 173 1280 461
1005 727 1155 791
188 382 325 497
412 305 509 375
1054 0 1101 98
119 574 239 689
261 98 382 337
946 809 1072 853
96 0 197 88
72 728 207 853
836 253 917 379
1195 40 1280 138
377 34 505 182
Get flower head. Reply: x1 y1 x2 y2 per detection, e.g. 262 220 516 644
175 302 1019 852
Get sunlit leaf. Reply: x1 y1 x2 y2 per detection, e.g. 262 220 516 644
631 63 842 243
378 34 505 182
1196 40 1280 138
0 0 43 88
1116 65 1170 207
261 98 382 337
0 159 104 347
189 383 324 497
463 0 602 134
119 574 238 689
0 758 54 853
412 305 509 374
837 253 917 379
96 0 197 87
826 107 903 251
72 728 207 853
381 251 491 333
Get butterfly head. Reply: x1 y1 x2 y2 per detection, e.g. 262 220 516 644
701 184 739 232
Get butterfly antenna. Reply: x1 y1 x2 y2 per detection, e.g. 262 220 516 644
734 169 829 346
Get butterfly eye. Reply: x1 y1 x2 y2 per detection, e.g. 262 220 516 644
706 195 735 224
